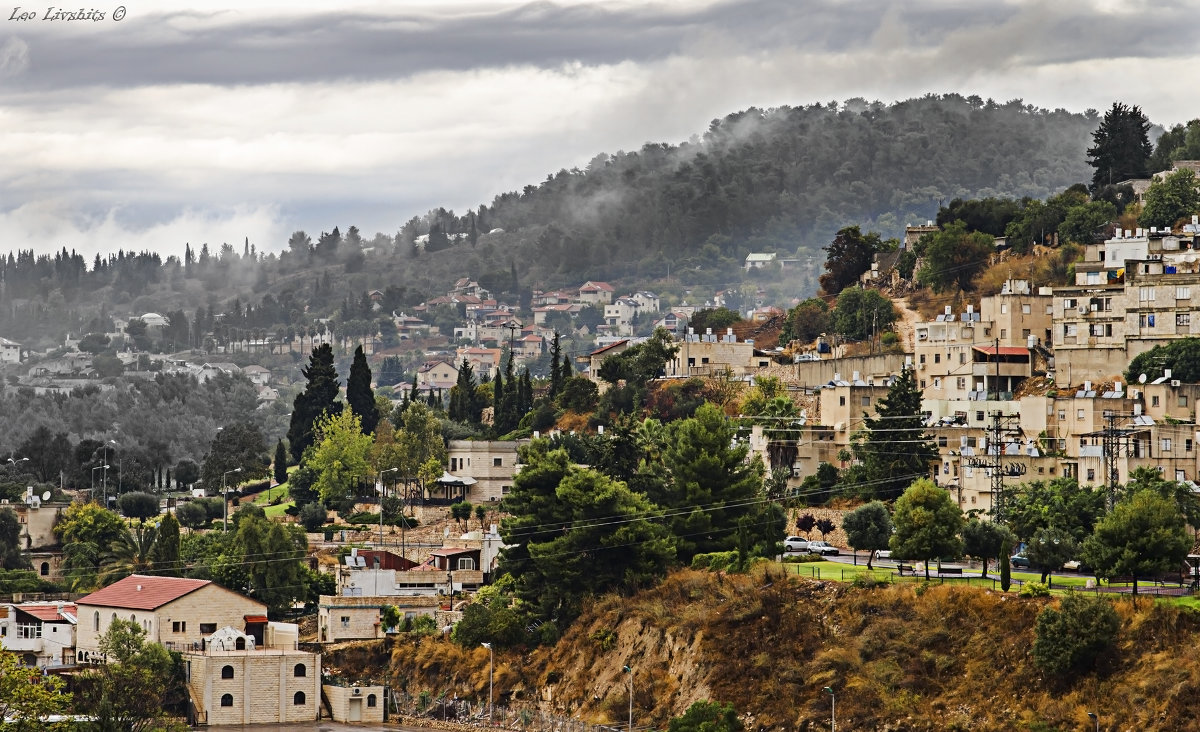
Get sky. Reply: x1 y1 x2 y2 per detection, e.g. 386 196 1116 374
1 0 1199 261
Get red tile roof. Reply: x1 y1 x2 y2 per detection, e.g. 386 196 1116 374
15 603 76 622
590 340 629 356
77 575 213 611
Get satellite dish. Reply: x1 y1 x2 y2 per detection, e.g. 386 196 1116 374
41 491 51 502
1139 373 1148 384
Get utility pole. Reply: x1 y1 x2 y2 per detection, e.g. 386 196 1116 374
966 411 1025 522
1100 410 1135 512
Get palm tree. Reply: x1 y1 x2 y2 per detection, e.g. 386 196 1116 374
99 523 157 586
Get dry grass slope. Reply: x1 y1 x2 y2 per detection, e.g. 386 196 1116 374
358 566 1200 730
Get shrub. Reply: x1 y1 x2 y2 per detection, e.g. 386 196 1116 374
116 491 160 520
299 502 327 532
1020 582 1051 598
691 551 740 572
1033 593 1120 675
410 614 439 636
781 554 823 564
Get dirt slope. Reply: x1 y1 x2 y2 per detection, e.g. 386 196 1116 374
357 566 1200 730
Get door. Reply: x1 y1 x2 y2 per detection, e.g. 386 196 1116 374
348 697 362 722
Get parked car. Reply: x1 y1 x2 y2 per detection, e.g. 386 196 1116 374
784 536 810 552
807 541 840 556
1062 559 1092 573
876 549 892 560
1010 553 1030 568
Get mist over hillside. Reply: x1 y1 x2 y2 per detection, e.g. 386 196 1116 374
402 94 1099 291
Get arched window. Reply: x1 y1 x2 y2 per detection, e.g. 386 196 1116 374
39 562 49 576
367 694 377 708
234 637 246 650
293 663 306 677
220 694 233 707
93 611 100 632
221 665 234 679
293 691 306 706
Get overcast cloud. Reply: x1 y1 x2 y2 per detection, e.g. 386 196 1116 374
1 0 1197 261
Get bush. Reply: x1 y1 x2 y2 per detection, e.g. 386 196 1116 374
1033 593 1120 676
1020 582 1051 598
410 614 439 636
690 551 741 572
781 554 823 564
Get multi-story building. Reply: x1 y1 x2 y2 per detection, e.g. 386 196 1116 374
0 601 76 668
446 439 529 503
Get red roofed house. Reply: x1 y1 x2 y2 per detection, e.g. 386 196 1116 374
514 333 544 359
588 339 630 383
416 359 458 393
75 574 268 658
76 574 320 725
578 281 615 305
0 601 77 668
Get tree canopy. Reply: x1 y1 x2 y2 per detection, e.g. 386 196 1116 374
1087 102 1152 191
1139 168 1200 230
890 478 964 579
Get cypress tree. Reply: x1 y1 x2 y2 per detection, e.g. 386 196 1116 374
449 358 479 423
273 440 288 485
286 343 342 462
520 369 533 414
409 373 418 404
493 369 506 428
549 331 563 397
346 345 380 434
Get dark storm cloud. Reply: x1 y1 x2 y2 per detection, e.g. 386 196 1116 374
2 0 1194 93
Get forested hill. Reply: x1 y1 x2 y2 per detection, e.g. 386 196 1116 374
423 94 1098 284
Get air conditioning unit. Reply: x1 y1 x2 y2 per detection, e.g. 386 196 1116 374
918 362 925 370
1078 305 1089 315
353 688 362 696
1172 380 1182 387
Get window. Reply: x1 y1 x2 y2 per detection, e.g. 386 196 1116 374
172 621 186 633
1058 410 1066 420
294 663 307 678
1000 329 1007 339
956 377 966 390
1022 329 1031 338
457 557 476 570
1180 395 1190 407
94 612 100 632
934 353 941 363
340 616 350 628
294 692 306 706
1187 439 1194 452
501 485 511 495
39 562 49 576
860 396 870 407
1077 409 1085 420
1064 298 1077 309
919 354 926 364
367 694 378 708
493 457 502 467
1001 303 1008 314
1152 395 1161 407
1140 286 1156 302
234 637 245 650
1064 324 1077 337
221 694 233 708
975 411 984 422
1162 438 1173 452
199 623 216 635
1178 470 1188 482
1087 469 1096 481
937 436 948 448
1179 313 1192 327
959 352 966 364
221 665 234 679
839 396 846 406
933 378 941 388
1178 286 1191 300
1022 304 1031 314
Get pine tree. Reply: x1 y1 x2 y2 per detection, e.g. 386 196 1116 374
849 366 937 500
287 343 342 463
549 331 564 397
274 439 288 485
449 358 479 423
1087 102 1153 192
346 345 380 434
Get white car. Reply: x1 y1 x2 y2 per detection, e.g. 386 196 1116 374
807 541 840 556
784 536 810 552
876 549 892 559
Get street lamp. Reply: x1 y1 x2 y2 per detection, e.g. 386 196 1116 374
378 467 399 547
109 440 122 495
91 465 109 504
222 467 243 532
622 665 633 732
7 457 28 467
823 687 835 732
1088 712 1098 732
481 642 493 722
